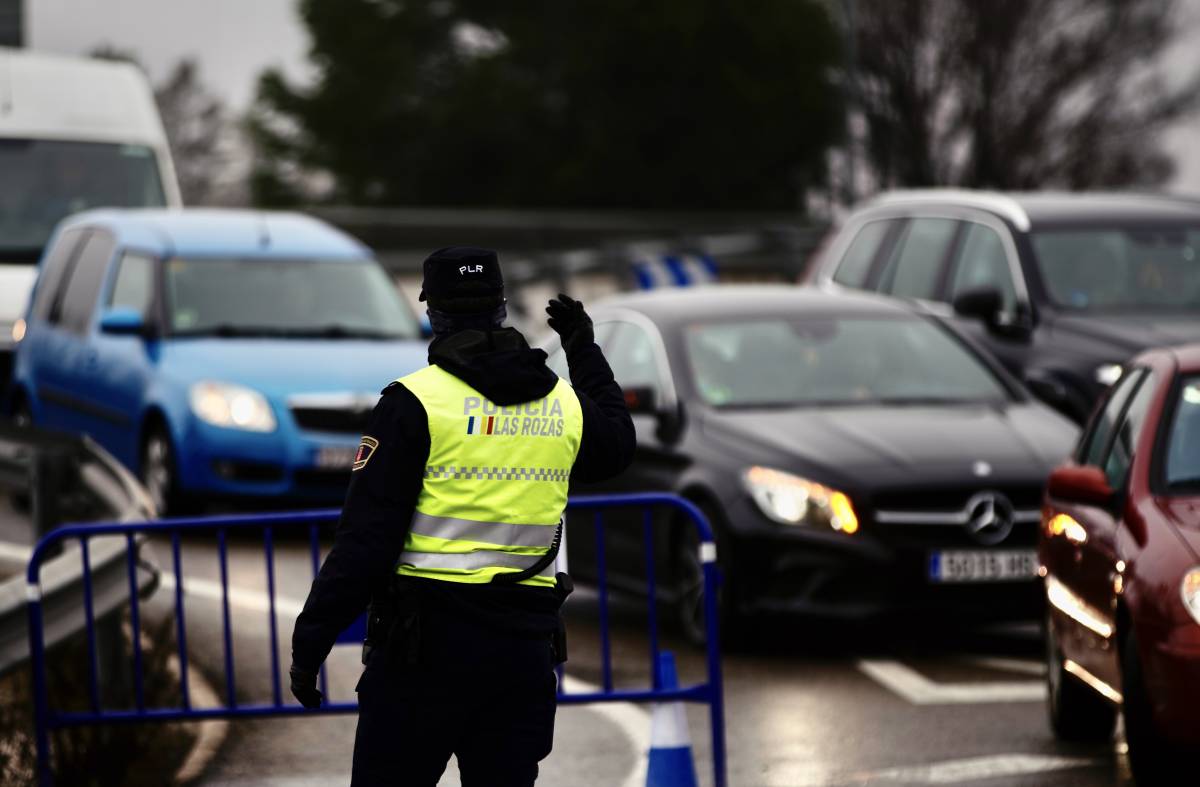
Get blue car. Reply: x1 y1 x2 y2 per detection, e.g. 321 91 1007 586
9 209 427 512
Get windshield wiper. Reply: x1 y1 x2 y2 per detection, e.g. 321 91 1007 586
171 324 404 340
873 396 982 406
172 324 296 338
303 325 403 339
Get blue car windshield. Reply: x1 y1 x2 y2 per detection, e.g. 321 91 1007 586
165 257 419 339
684 316 1010 408
1031 227 1200 311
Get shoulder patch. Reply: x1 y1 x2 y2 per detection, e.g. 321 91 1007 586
352 436 379 471
380 381 402 395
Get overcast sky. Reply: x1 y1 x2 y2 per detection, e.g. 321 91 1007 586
25 0 1200 197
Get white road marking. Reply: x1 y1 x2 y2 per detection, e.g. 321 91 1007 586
0 540 32 562
158 572 651 787
857 659 1045 705
859 753 1096 784
965 655 1047 676
159 573 305 618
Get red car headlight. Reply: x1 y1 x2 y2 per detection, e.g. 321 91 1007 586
1182 568 1200 626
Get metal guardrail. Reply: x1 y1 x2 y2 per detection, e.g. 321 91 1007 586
0 426 157 677
26 492 726 787
0 535 155 678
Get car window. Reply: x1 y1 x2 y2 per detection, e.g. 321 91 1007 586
1078 369 1144 466
1165 377 1200 488
604 321 663 396
546 322 614 379
107 252 156 318
1102 370 1155 488
878 218 958 299
948 223 1017 311
33 227 88 321
58 231 116 334
831 220 893 289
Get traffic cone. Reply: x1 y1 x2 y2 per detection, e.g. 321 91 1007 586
646 651 699 787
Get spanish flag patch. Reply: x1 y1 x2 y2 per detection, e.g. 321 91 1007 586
352 436 379 471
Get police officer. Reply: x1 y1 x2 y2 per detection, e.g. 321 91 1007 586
289 246 635 786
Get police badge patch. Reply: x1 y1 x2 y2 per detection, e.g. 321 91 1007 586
352 436 379 471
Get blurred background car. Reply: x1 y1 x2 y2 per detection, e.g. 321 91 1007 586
0 47 182 396
8 209 425 513
1041 344 1200 784
547 286 1079 642
810 190 1200 424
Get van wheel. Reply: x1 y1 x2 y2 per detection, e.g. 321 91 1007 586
1123 630 1190 785
11 397 32 429
141 425 183 516
8 397 33 512
1045 612 1116 742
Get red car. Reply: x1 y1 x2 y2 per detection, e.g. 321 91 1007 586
1041 345 1200 783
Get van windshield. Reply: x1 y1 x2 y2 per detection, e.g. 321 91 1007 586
0 139 167 256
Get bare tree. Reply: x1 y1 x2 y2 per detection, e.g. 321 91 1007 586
850 0 1198 190
92 48 247 205
154 60 250 206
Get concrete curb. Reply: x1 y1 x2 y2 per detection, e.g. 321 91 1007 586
172 660 230 785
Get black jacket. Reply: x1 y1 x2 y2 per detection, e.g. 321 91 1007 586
292 327 634 672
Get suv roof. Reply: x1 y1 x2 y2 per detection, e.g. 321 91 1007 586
865 189 1200 231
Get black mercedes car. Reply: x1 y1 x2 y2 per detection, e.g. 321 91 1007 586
549 286 1078 640
809 190 1200 423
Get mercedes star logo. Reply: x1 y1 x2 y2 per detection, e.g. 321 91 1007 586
964 491 1015 546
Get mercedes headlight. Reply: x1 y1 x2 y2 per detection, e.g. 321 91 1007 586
742 466 858 534
1182 568 1200 625
1094 363 1123 387
189 382 277 432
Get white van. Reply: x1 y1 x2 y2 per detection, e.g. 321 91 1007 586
0 47 181 392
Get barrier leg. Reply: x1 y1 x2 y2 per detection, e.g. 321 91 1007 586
703 560 727 787
27 585 53 786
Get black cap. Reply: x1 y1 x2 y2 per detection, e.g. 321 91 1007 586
418 246 505 311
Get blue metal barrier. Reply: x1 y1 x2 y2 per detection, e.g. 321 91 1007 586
25 492 726 786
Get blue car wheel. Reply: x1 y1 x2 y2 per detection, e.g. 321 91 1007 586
141 424 183 516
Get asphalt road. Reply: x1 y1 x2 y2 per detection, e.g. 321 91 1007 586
4 498 1137 786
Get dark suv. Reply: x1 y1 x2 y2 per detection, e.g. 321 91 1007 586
809 190 1200 422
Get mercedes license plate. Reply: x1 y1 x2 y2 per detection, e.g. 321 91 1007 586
928 550 1038 583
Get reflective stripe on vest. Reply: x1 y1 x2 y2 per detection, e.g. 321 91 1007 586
394 365 582 587
407 512 559 549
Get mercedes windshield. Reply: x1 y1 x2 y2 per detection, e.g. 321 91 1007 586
684 315 1012 408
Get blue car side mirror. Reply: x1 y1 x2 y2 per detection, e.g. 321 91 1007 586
99 307 146 336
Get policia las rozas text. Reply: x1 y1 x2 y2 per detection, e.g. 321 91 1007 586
289 246 635 786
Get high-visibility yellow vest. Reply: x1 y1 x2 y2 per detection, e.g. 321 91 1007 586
394 365 583 588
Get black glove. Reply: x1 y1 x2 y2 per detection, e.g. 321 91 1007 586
289 664 323 709
546 293 594 356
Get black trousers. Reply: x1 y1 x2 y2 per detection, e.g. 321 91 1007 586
351 612 558 786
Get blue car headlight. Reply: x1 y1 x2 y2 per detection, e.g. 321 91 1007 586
189 381 277 433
